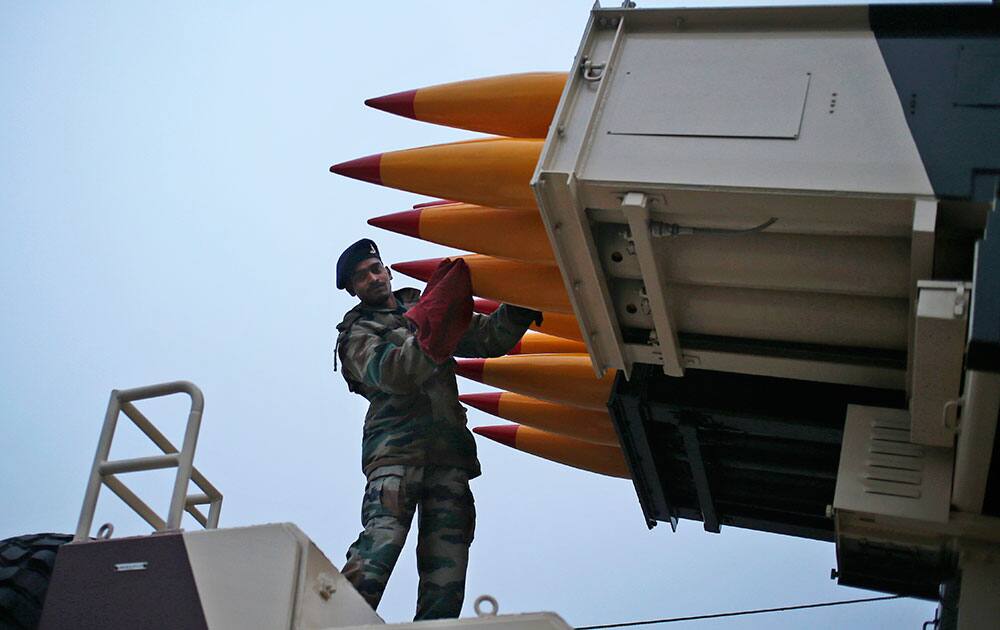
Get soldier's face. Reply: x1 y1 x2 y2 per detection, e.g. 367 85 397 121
351 257 393 306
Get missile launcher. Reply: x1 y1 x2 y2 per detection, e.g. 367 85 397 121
330 3 1000 625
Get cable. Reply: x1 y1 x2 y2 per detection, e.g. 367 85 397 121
649 217 779 237
575 595 904 629
694 216 779 235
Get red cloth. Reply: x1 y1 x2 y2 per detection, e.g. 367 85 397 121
404 258 473 363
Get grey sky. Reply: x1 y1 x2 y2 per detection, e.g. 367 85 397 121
2 2 943 627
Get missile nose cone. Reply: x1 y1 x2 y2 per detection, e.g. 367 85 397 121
459 392 502 416
365 89 417 119
329 154 382 185
473 424 518 448
454 358 486 382
391 257 444 282
368 209 421 238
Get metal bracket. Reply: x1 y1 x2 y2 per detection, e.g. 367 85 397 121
907 198 937 397
952 370 1000 513
580 56 606 82
621 192 684 376
910 281 972 447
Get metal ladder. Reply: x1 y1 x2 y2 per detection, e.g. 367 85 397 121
74 381 223 541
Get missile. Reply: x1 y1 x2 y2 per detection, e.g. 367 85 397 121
461 392 618 446
454 354 614 411
509 331 586 355
368 204 554 263
392 255 571 313
330 138 542 210
412 199 459 208
475 298 584 342
474 424 629 479
365 72 566 139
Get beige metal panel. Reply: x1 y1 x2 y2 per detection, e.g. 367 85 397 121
834 406 953 524
184 524 299 629
906 200 938 397
534 5 935 378
909 281 971 447
612 280 908 350
607 52 810 139
595 224 911 297
183 524 382 630
585 188 920 238
837 511 1000 547
677 347 902 389
535 173 628 377
953 371 1000 514
622 192 684 376
533 13 626 377
297 534 384 629
583 21 933 197
956 545 1000 630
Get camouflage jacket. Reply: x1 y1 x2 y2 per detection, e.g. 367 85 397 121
336 287 530 479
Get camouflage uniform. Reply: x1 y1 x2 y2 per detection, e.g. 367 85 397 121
336 287 531 619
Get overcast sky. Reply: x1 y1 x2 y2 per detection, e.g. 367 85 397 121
2 2 945 628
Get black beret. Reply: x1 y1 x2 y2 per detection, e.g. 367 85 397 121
336 238 382 290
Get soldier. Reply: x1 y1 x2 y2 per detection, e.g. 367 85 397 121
334 238 539 620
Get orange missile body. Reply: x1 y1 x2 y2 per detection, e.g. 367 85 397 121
412 199 459 209
369 204 554 263
330 138 542 210
474 425 629 479
366 72 567 139
393 255 570 313
461 392 618 446
475 298 584 342
509 331 586 355
455 354 613 411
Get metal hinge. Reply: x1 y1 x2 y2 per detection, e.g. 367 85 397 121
580 56 606 82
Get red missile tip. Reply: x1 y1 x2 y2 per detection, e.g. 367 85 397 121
459 392 502 416
473 298 500 315
454 358 486 383
391 257 444 282
329 154 382 185
508 340 523 355
365 90 417 119
473 424 519 448
368 209 422 238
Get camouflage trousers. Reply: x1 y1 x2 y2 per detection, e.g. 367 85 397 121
343 465 475 620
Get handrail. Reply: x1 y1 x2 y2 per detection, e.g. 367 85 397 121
74 381 223 541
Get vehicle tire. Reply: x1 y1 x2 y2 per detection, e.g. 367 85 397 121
0 533 73 630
